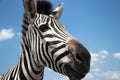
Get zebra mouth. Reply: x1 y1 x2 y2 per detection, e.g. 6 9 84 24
65 65 86 80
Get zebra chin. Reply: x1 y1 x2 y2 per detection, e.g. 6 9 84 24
65 65 86 80
64 58 90 80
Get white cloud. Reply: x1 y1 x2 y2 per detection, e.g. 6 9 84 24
90 50 111 66
91 53 100 66
57 76 69 80
99 50 109 55
0 28 15 41
113 53 120 59
83 69 120 80
92 68 101 72
91 52 108 66
101 71 120 80
84 50 120 80
83 73 94 80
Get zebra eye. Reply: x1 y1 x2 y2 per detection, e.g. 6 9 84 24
39 24 50 32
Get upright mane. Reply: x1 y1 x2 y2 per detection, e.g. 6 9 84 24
37 0 53 15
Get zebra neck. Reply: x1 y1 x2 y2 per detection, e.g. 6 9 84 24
19 40 44 80
20 13 44 80
1 55 44 80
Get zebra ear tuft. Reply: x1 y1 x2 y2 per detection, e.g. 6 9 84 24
37 0 53 15
50 3 64 19
22 0 37 19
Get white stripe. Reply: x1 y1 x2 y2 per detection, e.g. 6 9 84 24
21 51 32 80
54 48 67 61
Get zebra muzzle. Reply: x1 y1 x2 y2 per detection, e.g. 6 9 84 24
66 39 91 79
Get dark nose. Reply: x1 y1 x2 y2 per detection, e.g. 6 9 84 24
68 39 91 74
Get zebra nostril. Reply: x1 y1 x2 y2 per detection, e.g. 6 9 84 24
76 53 84 62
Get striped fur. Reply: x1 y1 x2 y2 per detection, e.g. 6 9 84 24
0 12 73 80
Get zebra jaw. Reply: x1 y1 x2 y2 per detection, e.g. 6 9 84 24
65 64 86 80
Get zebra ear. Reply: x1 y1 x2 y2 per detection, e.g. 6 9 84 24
22 0 37 19
50 3 64 19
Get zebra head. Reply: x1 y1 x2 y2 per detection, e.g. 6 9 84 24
22 0 91 80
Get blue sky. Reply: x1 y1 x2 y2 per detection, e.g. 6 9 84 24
0 0 120 80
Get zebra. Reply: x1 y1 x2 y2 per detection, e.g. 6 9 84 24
0 0 91 80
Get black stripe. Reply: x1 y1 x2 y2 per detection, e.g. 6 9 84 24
38 43 46 65
23 19 29 26
12 64 19 79
59 63 63 73
55 51 69 63
51 20 66 40
43 34 53 38
31 54 41 74
22 25 28 32
49 41 61 45
51 20 60 34
35 15 40 26
34 25 44 39
9 68 14 80
54 21 68 39
22 29 26 37
21 43 34 79
19 57 27 80
31 36 41 69
46 42 55 69
51 44 66 56
28 30 42 75
41 43 50 66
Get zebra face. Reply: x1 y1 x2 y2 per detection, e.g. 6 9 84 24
33 15 91 79
23 0 91 80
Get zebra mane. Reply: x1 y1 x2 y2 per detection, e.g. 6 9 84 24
37 0 53 15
